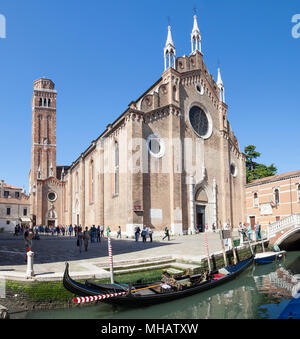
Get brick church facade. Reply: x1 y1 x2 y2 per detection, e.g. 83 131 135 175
29 16 247 236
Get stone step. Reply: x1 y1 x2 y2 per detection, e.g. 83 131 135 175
97 256 174 269
102 258 176 272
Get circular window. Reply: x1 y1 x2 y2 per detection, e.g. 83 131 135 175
189 106 209 137
48 192 57 202
147 134 165 158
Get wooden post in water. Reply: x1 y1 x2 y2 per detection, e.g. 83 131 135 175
229 228 238 265
108 237 114 284
204 233 212 272
219 230 228 267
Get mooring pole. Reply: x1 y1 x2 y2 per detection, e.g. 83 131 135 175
108 237 114 284
219 230 228 267
204 233 212 272
26 251 35 278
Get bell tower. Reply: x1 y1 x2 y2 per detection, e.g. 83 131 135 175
30 78 57 187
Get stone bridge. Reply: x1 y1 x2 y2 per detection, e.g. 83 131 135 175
268 214 300 251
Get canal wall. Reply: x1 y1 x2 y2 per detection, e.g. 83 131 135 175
0 241 266 315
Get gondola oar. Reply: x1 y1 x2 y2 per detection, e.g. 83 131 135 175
73 284 162 304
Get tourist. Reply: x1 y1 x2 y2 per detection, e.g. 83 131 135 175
162 226 170 241
148 228 153 242
212 223 216 232
14 225 18 236
255 222 262 241
106 226 111 238
91 225 97 243
96 226 101 243
247 224 252 242
134 226 141 242
69 225 73 237
74 225 78 237
62 226 65 236
77 227 83 253
83 227 90 251
117 226 122 239
141 227 147 243
24 229 34 262
100 225 104 238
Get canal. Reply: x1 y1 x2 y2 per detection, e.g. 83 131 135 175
16 252 300 319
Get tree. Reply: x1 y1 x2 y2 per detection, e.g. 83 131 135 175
244 145 277 183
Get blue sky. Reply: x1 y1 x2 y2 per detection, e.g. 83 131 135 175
0 0 299 191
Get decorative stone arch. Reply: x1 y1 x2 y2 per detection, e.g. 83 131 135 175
274 226 300 247
194 182 215 232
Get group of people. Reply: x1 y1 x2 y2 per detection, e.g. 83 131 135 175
238 222 262 242
134 226 171 242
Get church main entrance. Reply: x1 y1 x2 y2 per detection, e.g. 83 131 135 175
48 220 55 228
196 205 206 233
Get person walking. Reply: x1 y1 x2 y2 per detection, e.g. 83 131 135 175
96 226 101 243
24 229 34 262
91 225 97 243
62 226 65 237
162 226 170 241
83 227 90 252
247 224 252 242
117 226 122 239
77 227 83 253
74 225 78 238
135 226 141 242
141 227 147 243
148 228 153 243
100 225 104 238
69 225 73 237
106 226 111 238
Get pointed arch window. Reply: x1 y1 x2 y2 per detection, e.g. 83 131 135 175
75 172 79 193
254 192 259 207
114 141 119 196
44 98 47 107
89 160 95 204
48 99 51 107
298 185 300 202
39 98 43 107
274 189 280 205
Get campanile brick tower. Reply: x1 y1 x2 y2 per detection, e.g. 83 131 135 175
29 78 59 226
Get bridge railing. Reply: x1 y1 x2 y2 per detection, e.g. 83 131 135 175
268 214 300 238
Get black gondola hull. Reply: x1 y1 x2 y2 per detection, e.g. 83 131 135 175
63 257 254 307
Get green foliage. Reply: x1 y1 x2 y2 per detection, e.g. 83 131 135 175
244 145 277 183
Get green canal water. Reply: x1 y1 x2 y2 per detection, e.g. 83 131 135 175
20 252 300 319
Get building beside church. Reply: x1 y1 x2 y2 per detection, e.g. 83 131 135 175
0 180 30 231
29 15 246 236
246 170 300 229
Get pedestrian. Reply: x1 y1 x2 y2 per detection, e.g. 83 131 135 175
24 229 34 262
162 226 170 241
212 223 216 232
77 227 83 253
62 226 65 236
255 222 261 241
69 225 73 237
247 224 252 242
106 226 111 238
135 226 140 242
83 227 90 251
141 227 147 243
74 225 78 237
205 224 209 232
117 226 122 239
91 225 97 243
100 225 104 238
96 226 101 243
148 228 153 242
14 225 18 236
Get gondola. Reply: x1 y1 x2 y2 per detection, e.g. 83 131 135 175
63 256 254 307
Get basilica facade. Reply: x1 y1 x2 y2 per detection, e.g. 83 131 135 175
29 15 246 236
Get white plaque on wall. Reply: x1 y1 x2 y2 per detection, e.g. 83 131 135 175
260 203 272 215
150 209 163 220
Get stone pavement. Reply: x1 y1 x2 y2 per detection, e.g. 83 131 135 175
0 231 240 282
